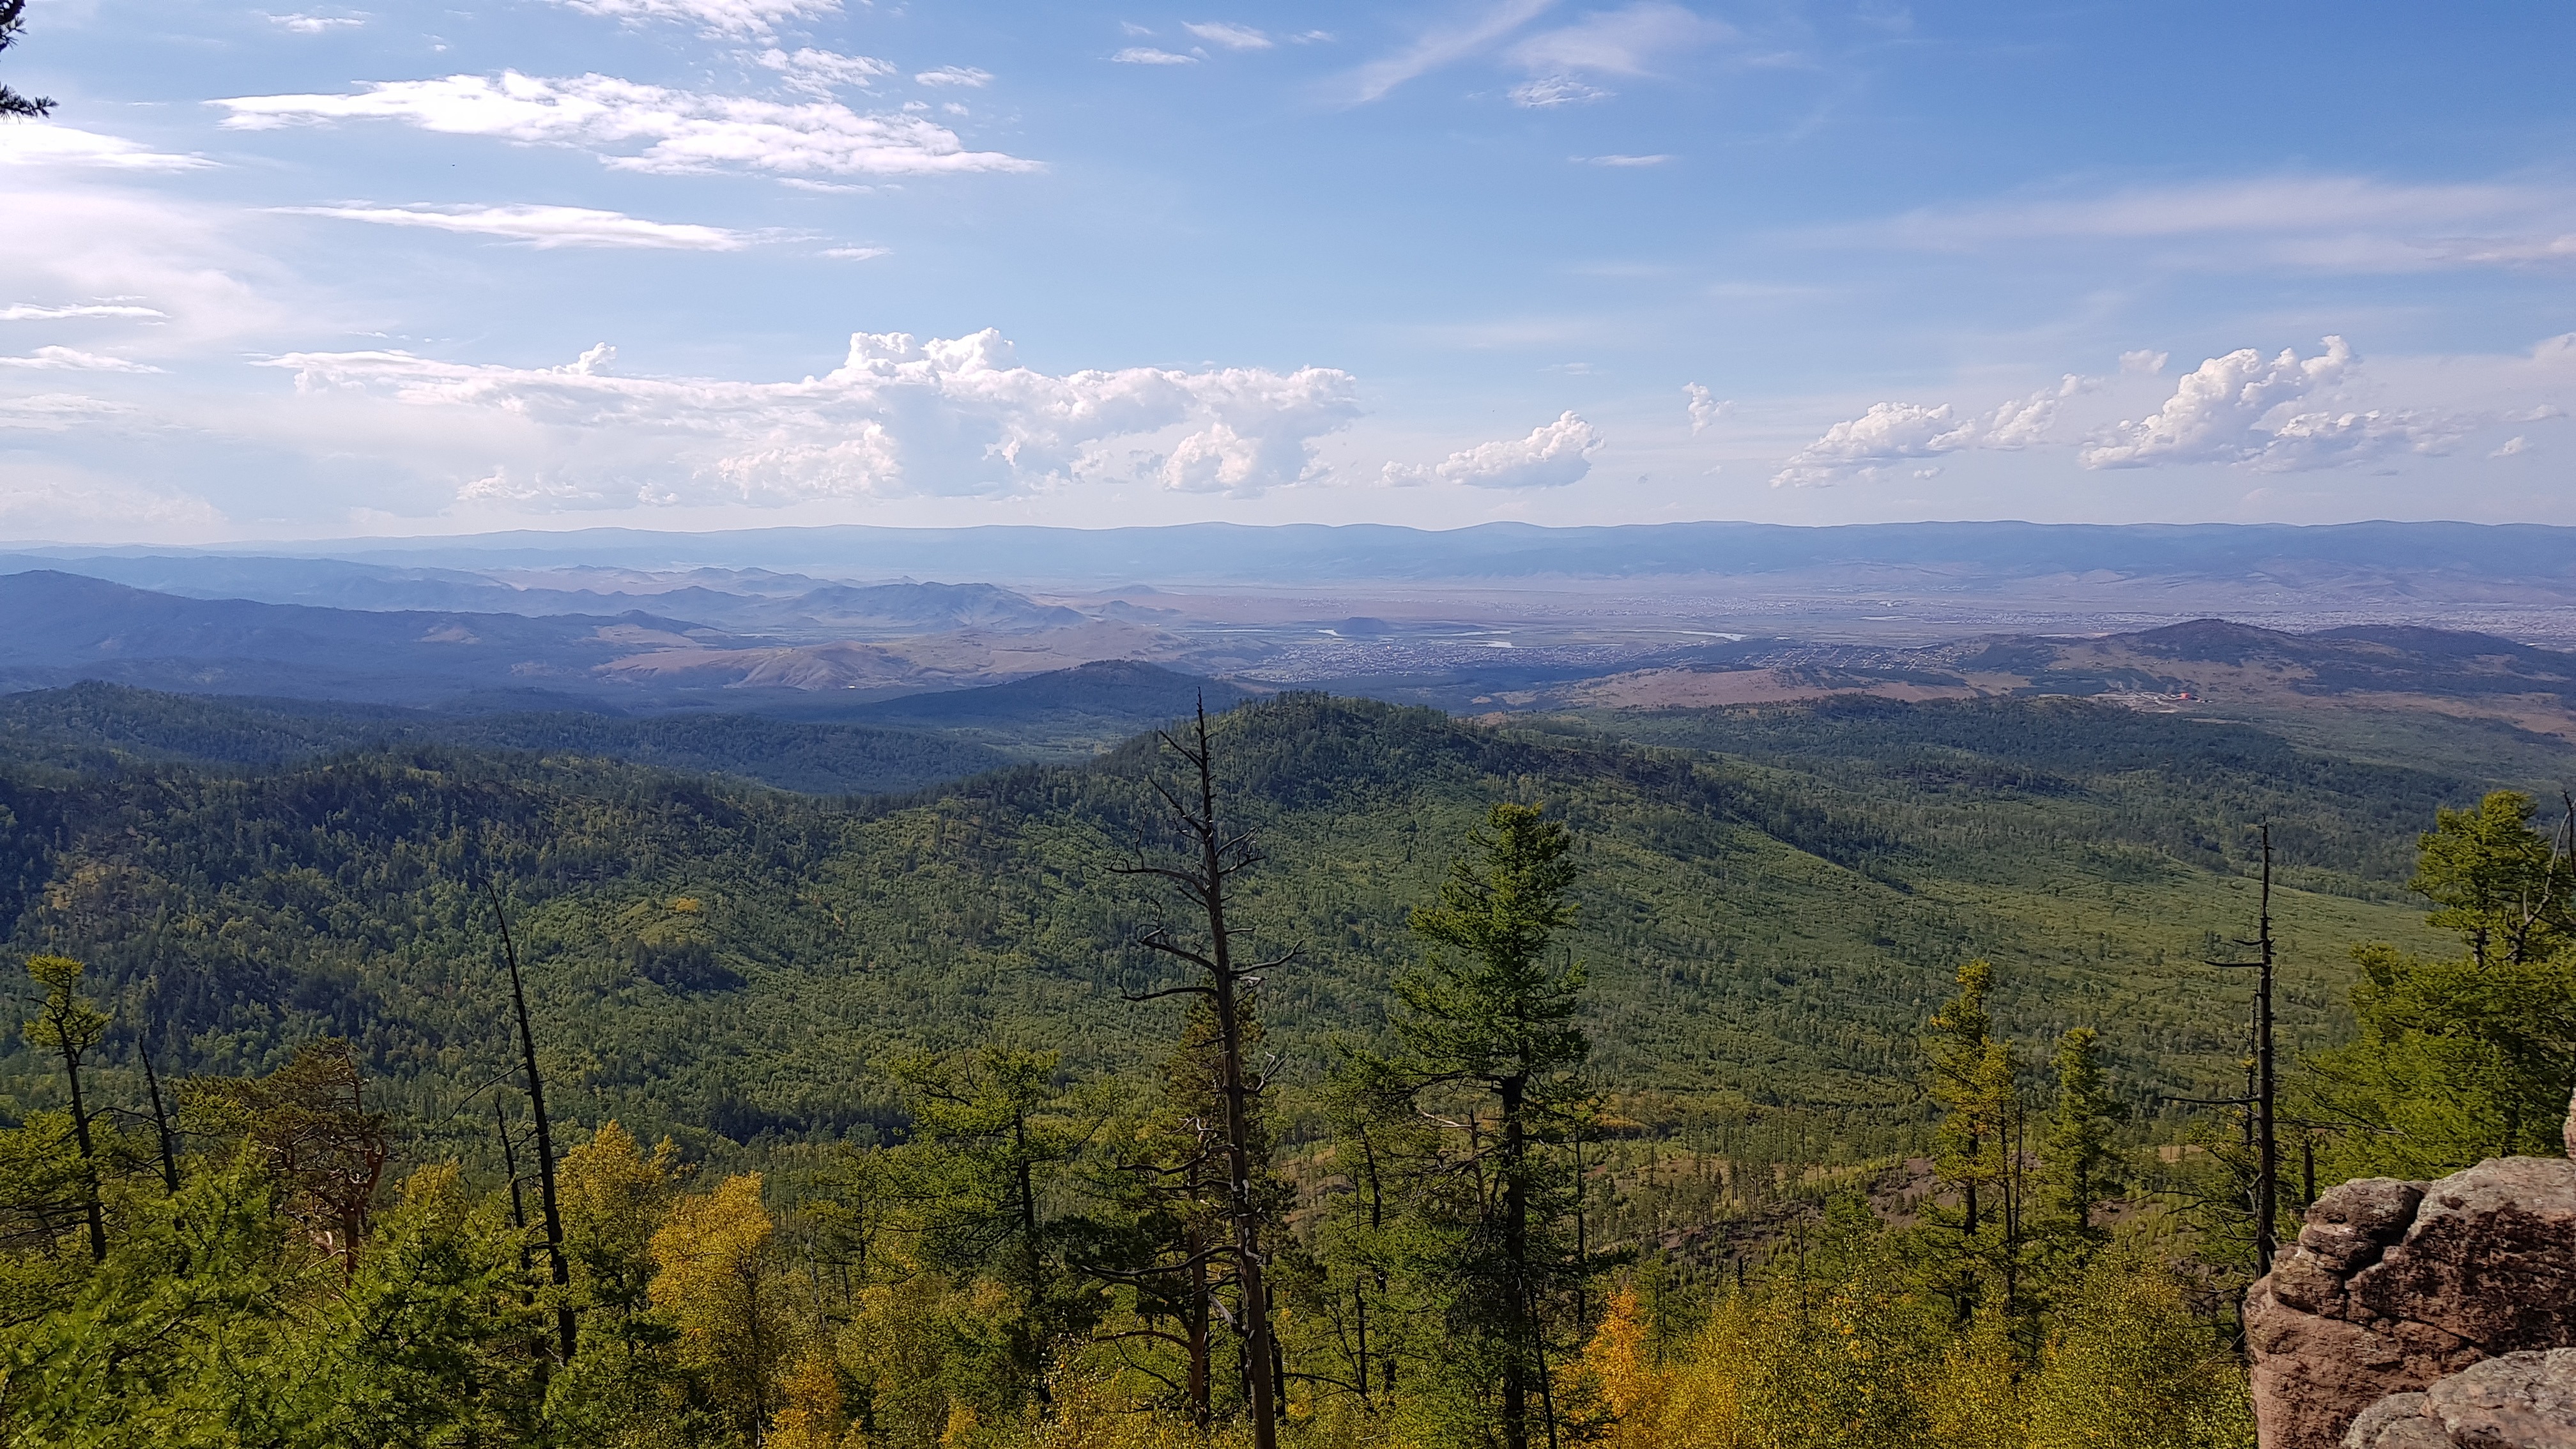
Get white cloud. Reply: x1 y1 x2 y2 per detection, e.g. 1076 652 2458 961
2119 348 2168 374
0 346 162 372
2493 435 2531 458
0 124 212 172
1508 3 1732 75
1338 0 1555 104
1510 75 1609 107
1183 21 1271 50
758 48 896 95
1389 411 1604 489
2080 337 2359 469
263 327 1360 505
1578 153 1667 165
914 66 993 87
819 245 889 260
262 12 365 32
0 302 167 321
275 203 755 250
537 0 836 38
1772 376 2086 487
213 72 1038 178
1114 47 1199 65
1684 382 1728 433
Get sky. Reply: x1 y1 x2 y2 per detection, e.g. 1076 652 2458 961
3 0 2573 542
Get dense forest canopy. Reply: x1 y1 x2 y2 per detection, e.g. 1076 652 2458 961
0 684 2565 1446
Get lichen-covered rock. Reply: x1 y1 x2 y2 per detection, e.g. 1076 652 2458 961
2343 1350 2576 1448
2250 1159 2576 1448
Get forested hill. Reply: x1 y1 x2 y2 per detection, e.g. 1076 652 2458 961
0 689 2463 1168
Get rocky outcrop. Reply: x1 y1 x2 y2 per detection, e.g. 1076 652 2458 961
2343 1349 2576 1448
2247 1157 2576 1448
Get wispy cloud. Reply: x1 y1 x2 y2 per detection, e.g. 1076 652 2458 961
1508 3 1733 75
1184 21 1271 50
0 346 162 372
1576 153 1669 166
1114 47 1199 65
915 66 993 87
1851 175 2576 273
534 0 836 39
1512 76 1609 107
757 48 896 95
275 203 756 250
261 12 365 33
1337 0 1556 105
213 72 1039 179
0 123 211 171
818 245 889 260
0 302 169 321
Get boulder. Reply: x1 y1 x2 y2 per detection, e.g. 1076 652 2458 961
2249 1158 2576 1448
2343 1349 2576 1448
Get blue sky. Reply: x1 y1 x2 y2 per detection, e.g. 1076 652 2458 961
3 0 2573 541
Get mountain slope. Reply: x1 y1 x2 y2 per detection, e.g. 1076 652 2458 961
0 691 2460 1165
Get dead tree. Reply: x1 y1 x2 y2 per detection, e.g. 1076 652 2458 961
1116 699 1294 1449
490 884 578 1363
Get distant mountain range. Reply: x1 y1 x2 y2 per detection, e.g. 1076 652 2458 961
21 519 2573 588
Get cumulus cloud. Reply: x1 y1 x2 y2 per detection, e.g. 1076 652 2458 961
1684 382 1729 433
1114 47 1199 65
759 49 896 95
0 346 162 372
264 327 1360 505
0 302 167 321
1388 411 1605 489
275 203 755 250
2493 435 2531 458
0 124 212 172
537 0 836 38
1772 376 2085 487
213 72 1038 179
914 66 992 87
1183 21 1271 49
2079 337 2389 470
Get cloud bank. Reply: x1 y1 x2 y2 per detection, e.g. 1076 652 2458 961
269 328 1360 506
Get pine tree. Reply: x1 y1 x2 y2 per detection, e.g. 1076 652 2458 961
1387 801 1588 1449
0 0 52 118
2042 1027 2124 1241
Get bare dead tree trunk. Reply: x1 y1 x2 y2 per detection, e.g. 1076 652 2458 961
139 1027 179 1196
1119 699 1293 1449
490 884 578 1363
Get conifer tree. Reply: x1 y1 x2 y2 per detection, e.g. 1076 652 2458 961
1387 801 1588 1449
0 0 52 118
2043 1027 2124 1240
